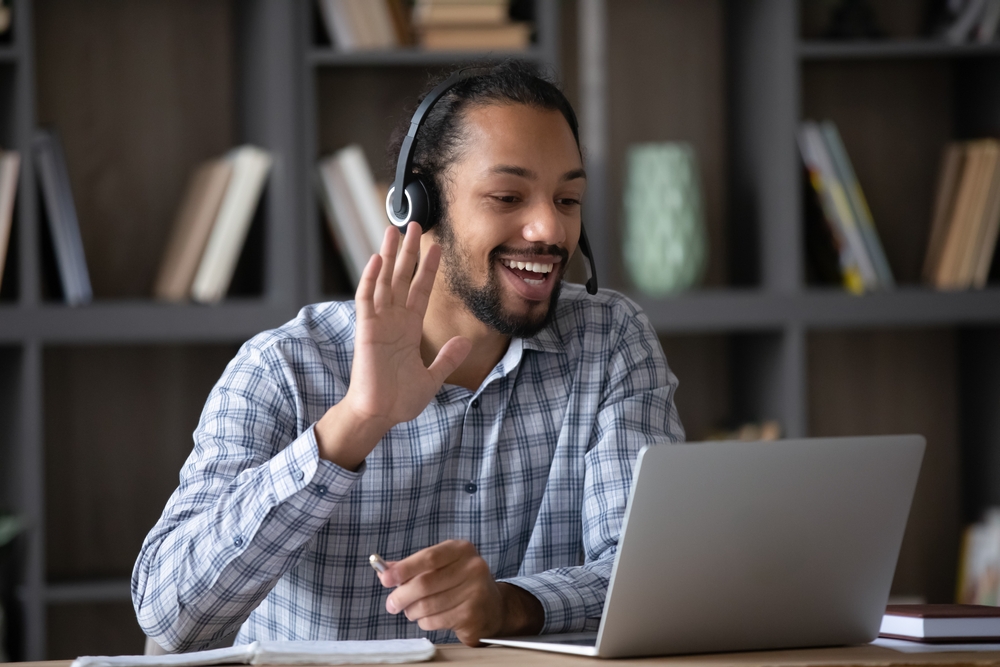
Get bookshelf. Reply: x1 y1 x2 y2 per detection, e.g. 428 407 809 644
1 0 999 661
573 0 1000 610
0 0 561 661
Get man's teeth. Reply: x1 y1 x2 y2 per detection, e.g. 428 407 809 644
500 259 554 274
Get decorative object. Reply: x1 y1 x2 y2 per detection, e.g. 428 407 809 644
622 142 707 295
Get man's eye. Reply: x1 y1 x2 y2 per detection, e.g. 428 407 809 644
558 198 581 206
494 195 519 204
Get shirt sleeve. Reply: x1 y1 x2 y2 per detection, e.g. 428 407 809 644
499 299 685 634
131 337 363 653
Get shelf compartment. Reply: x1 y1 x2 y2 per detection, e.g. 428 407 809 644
46 600 144 660
807 327 961 603
43 344 238 583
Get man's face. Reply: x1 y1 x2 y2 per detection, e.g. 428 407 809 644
433 102 586 337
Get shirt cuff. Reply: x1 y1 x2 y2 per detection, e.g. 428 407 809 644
499 572 603 635
267 423 365 518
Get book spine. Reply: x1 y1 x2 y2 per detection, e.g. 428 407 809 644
191 146 272 304
821 122 895 289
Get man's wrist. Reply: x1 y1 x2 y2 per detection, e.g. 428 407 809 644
497 583 544 637
315 400 392 471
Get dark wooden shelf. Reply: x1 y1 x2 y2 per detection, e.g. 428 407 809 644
0 301 302 344
306 47 547 67
799 39 1000 60
635 287 1000 333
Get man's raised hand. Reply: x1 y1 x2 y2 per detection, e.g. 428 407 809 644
315 224 471 470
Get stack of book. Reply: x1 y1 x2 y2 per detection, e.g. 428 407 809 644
316 0 531 53
0 148 19 296
154 146 272 304
413 0 530 51
922 140 1000 291
315 144 390 288
316 0 409 51
798 120 895 294
34 129 92 305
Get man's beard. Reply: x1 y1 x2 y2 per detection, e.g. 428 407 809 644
435 214 565 338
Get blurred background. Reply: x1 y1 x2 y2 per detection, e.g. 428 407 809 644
1 0 1000 661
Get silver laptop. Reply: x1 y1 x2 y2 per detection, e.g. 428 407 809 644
483 435 925 658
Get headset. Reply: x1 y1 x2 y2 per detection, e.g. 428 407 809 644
385 69 599 295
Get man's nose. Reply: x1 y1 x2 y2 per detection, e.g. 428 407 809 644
522 201 568 246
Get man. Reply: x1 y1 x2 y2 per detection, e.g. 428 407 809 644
133 60 683 652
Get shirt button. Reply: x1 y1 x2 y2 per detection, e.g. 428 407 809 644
294 470 304 481
464 482 478 494
471 399 480 409
316 484 328 496
233 536 244 548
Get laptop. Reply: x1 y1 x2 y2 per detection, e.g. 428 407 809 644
483 435 925 658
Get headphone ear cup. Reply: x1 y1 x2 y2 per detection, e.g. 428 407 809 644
404 179 433 231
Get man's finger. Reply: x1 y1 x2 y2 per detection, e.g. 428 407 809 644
355 254 382 320
381 540 467 588
391 223 422 306
428 336 473 387
406 242 440 315
388 563 465 617
373 226 400 308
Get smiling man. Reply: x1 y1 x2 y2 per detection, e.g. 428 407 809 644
133 60 683 652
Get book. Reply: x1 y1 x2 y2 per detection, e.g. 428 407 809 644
976 0 1000 41
318 0 360 51
820 121 895 288
957 509 1000 605
923 143 966 285
0 150 20 294
335 144 390 257
413 0 509 26
417 22 531 50
70 639 435 667
880 604 1000 642
316 153 373 286
798 121 872 294
33 129 93 305
935 140 998 289
970 141 1000 288
153 158 233 302
190 145 272 304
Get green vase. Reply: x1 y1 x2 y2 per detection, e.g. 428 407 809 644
622 142 707 295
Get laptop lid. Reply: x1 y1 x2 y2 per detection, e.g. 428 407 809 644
590 435 925 657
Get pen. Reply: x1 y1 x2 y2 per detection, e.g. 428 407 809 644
369 553 389 574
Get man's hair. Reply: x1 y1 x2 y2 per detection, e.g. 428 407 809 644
387 59 580 231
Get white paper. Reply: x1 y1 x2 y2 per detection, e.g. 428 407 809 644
71 639 435 667
873 637 1000 653
70 643 257 667
252 639 435 664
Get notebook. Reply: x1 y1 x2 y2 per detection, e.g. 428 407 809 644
484 435 925 658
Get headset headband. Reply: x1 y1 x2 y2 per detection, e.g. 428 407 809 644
390 69 479 218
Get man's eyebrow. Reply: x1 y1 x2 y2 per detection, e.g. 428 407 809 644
488 165 588 181
490 164 536 179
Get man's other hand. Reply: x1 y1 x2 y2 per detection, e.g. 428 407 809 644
379 540 544 646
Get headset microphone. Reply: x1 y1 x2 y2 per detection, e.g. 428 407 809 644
386 69 599 295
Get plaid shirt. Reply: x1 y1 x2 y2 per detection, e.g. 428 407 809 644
132 283 683 652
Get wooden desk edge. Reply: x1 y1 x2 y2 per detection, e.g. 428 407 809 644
9 644 1000 667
